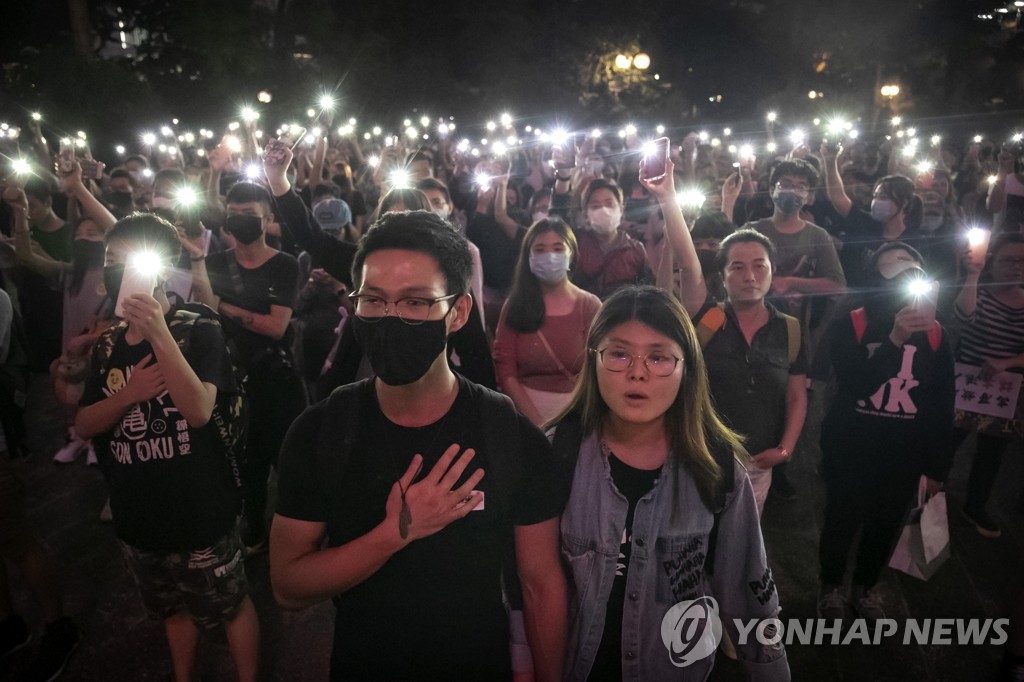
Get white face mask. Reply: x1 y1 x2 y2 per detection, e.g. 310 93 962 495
432 206 450 221
588 206 622 234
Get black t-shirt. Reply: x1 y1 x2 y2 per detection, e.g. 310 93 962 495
276 375 565 681
80 311 239 551
590 452 660 682
467 214 526 291
205 250 299 367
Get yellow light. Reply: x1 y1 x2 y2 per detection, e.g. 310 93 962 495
988 175 998 185
633 53 651 70
257 90 272 103
614 54 632 70
880 84 900 98
808 90 818 99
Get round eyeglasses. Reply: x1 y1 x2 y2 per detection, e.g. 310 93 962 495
348 293 458 325
592 348 682 377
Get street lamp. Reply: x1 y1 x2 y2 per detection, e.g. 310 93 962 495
880 84 900 98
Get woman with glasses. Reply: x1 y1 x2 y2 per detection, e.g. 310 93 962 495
493 218 601 426
950 233 1024 538
551 286 789 680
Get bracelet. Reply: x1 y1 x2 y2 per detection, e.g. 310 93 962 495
777 446 790 460
190 254 205 262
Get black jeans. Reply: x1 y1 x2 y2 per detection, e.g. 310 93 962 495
951 428 1011 512
818 445 919 588
241 365 307 540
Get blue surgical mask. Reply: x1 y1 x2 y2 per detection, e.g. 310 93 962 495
529 252 571 283
772 189 805 215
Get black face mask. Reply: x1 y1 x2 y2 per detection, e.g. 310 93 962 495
73 239 105 268
224 214 263 245
106 190 134 211
350 314 450 386
103 264 124 302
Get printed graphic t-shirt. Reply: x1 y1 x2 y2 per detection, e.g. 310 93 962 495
81 313 239 551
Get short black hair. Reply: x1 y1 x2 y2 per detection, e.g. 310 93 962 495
104 211 182 263
24 176 54 204
769 159 820 191
692 211 735 241
124 155 149 168
225 181 273 212
109 168 133 183
352 210 472 297
582 178 624 208
312 183 341 201
154 168 186 189
715 228 777 273
416 178 452 206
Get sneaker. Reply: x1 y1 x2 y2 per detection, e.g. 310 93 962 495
817 585 848 621
52 440 86 464
851 585 885 624
0 614 30 659
963 506 1002 539
25 617 79 682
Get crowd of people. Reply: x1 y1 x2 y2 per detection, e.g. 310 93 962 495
0 103 1023 681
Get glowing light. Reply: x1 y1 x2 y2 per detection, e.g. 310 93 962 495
974 135 983 143
591 128 602 139
698 131 709 142
31 112 41 121
11 158 31 174
160 126 173 137
402 119 412 128
827 119 847 135
405 126 418 139
475 172 491 188
129 251 164 278
766 111 777 122
677 189 706 208
438 122 449 135
808 91 818 100
306 108 316 119
930 135 941 146
310 127 322 137
115 145 126 155
907 279 934 297
363 132 372 140
656 125 665 135
228 121 240 131
1014 133 1024 143
241 107 259 122
338 124 354 136
183 132 195 143
74 139 87 149
848 130 860 139
901 146 916 158
766 142 778 153
372 126 382 136
710 138 721 148
906 127 917 137
727 145 737 154
739 144 754 159
456 139 470 153
196 149 206 157
896 130 905 139
158 144 168 153
225 135 242 153
723 127 732 136
915 161 934 175
486 121 497 132
880 84 900 98
367 155 380 168
175 187 198 207
641 141 657 156
968 227 990 247
891 116 902 127
245 164 262 180
389 169 411 189
790 130 805 145
506 135 517 146
813 118 821 126
142 132 157 145
419 116 430 128
625 124 637 136
500 113 512 127
319 94 335 111
257 90 272 103
550 129 569 146
988 175 999 185
633 53 651 70
141 169 153 179
618 130 626 139
614 54 632 70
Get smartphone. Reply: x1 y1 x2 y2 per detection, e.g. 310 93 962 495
80 159 103 180
58 139 76 175
910 280 939 325
966 227 991 260
641 137 670 182
115 257 161 318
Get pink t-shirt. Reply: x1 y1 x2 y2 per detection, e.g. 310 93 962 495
493 292 602 393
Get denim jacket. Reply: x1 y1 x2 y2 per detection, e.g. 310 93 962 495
561 433 790 681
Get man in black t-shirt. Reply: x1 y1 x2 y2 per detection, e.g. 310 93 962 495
76 214 258 682
271 212 567 681
188 182 306 550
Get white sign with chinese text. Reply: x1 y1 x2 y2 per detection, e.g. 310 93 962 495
954 363 1022 420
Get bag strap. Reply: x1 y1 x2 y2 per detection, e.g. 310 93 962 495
782 313 801 366
695 302 727 349
927 322 943 352
535 329 575 383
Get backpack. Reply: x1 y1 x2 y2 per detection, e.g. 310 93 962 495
695 302 802 364
550 411 736 577
850 307 942 351
92 303 248 489
314 378 524 605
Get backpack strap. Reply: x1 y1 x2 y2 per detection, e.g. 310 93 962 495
927 322 943 352
695 303 727 349
704 441 738 578
850 307 867 344
782 313 801 366
551 411 585 502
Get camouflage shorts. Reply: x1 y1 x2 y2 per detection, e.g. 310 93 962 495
122 528 248 629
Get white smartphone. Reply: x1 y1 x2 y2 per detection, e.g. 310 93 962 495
115 257 161 318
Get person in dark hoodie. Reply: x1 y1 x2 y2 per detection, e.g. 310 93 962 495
817 241 955 623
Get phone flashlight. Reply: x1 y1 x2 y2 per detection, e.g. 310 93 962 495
115 251 164 318
225 135 242 153
11 158 31 175
31 112 41 122
676 189 706 208
475 172 491 188
907 278 938 324
175 187 199 208
389 169 411 189
967 227 991 256
367 155 380 168
319 95 335 111
241 107 259 123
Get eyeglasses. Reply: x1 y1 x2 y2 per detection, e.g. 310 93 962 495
592 348 682 377
349 293 457 325
775 181 809 193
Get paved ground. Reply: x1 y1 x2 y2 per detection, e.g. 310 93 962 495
2 386 1021 681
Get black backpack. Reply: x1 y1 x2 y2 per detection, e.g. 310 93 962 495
92 303 248 489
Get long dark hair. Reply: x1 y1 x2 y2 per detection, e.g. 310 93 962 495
552 286 746 510
505 218 578 333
